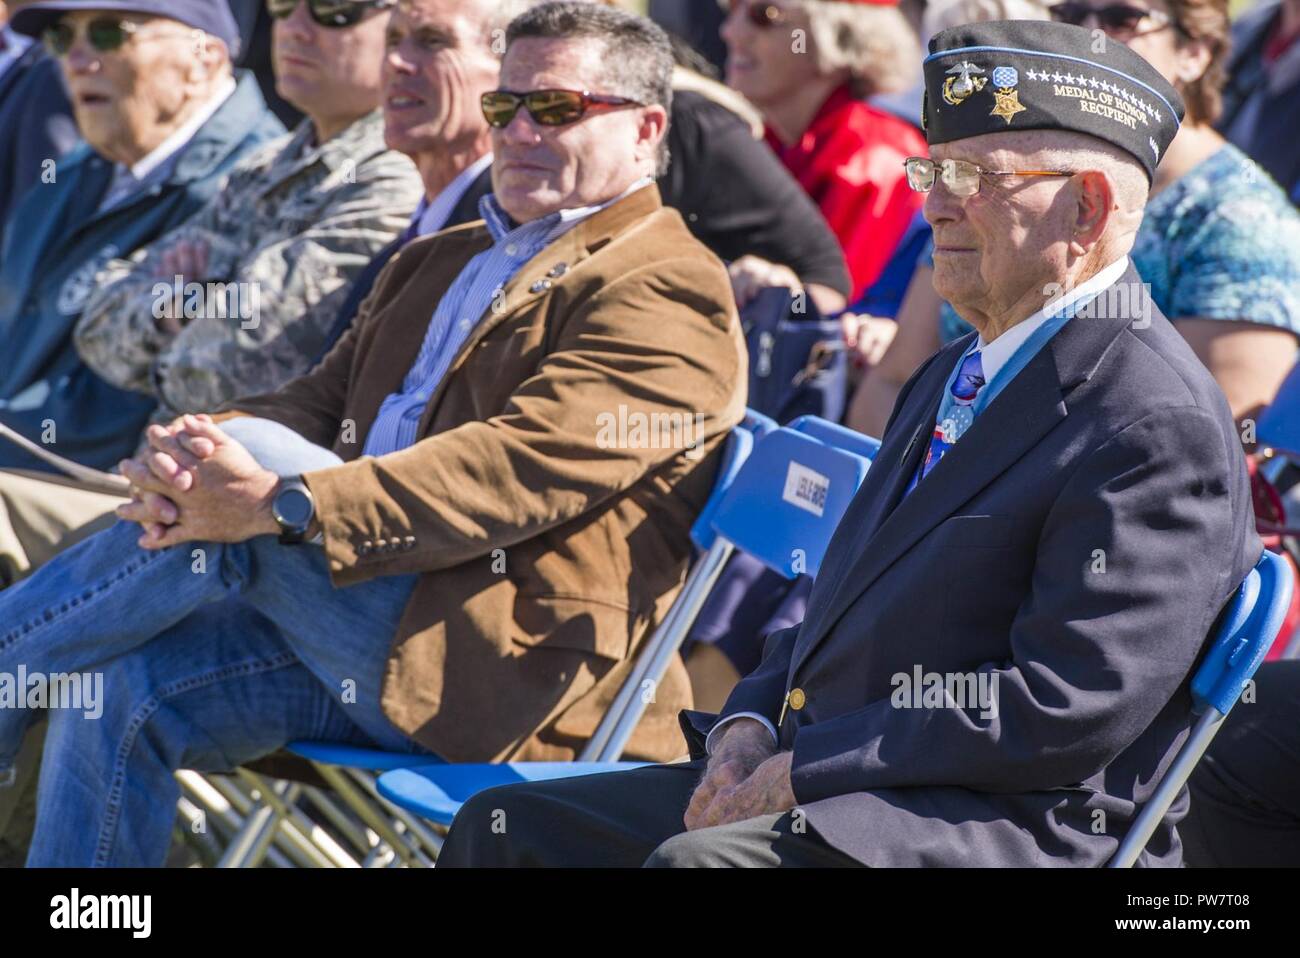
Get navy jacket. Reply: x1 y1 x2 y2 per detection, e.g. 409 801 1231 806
0 44 79 239
683 265 1260 866
0 71 282 472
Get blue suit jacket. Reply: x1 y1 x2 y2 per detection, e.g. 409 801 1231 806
683 265 1260 866
0 45 79 241
0 70 283 472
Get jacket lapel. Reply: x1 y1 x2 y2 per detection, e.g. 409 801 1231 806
415 185 664 434
799 345 956 632
447 167 493 227
791 268 1145 675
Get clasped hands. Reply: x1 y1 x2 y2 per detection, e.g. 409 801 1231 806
683 717 797 831
116 414 282 549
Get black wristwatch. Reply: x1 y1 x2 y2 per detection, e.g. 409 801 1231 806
271 476 315 545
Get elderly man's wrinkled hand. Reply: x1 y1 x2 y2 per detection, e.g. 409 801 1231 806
683 718 778 830
687 751 796 831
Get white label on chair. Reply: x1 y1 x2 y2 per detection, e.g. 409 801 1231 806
783 461 829 517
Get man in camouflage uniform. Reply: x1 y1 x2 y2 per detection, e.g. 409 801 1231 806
76 13 422 419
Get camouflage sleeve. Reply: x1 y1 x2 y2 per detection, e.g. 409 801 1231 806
150 165 423 416
73 191 242 394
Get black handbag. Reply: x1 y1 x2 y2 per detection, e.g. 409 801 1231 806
741 286 848 425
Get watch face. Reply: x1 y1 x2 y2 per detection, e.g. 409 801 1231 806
275 488 313 527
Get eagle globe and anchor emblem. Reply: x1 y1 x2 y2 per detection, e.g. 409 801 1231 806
942 61 986 104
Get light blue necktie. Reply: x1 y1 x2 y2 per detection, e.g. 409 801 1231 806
905 349 986 495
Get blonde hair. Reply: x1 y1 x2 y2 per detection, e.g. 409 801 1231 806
921 0 1051 40
802 0 922 96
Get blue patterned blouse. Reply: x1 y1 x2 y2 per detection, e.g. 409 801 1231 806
936 143 1300 344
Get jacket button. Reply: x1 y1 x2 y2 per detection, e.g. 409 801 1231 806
788 688 806 711
358 541 373 556
388 537 402 551
403 536 416 550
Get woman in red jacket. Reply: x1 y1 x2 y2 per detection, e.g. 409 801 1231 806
720 0 927 303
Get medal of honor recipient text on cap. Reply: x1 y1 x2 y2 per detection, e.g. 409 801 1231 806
920 19 1184 182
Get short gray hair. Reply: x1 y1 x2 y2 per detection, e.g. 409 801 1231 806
505 1 673 174
803 0 921 97
483 0 545 55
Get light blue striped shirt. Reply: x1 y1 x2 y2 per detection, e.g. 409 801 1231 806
362 180 651 457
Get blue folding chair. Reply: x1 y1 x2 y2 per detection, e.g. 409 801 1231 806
377 419 876 829
213 413 764 866
1108 550 1293 867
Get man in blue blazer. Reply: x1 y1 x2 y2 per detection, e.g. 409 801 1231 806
438 20 1262 868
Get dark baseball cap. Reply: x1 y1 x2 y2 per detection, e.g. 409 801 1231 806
12 0 243 59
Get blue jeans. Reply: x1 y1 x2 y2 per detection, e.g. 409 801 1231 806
0 520 428 866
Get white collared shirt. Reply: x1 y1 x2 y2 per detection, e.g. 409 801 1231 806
974 255 1131 380
410 151 494 238
98 75 238 212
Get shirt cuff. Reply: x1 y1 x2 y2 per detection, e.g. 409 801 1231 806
704 712 778 756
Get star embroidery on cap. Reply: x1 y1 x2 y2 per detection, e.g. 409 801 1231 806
1063 72 1075 84
1152 108 1161 122
1051 71 1064 82
1087 76 1100 89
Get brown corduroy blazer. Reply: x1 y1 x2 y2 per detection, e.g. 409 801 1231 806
217 185 747 762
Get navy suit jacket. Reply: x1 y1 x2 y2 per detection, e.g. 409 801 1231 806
683 265 1260 866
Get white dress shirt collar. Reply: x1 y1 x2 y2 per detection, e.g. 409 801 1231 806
973 255 1130 381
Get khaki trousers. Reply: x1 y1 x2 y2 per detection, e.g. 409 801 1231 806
0 469 126 587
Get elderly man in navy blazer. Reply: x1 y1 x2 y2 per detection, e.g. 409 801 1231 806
438 20 1262 868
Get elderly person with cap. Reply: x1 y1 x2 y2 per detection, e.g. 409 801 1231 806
67 0 422 436
0 0 283 575
438 19 1259 868
719 0 927 303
